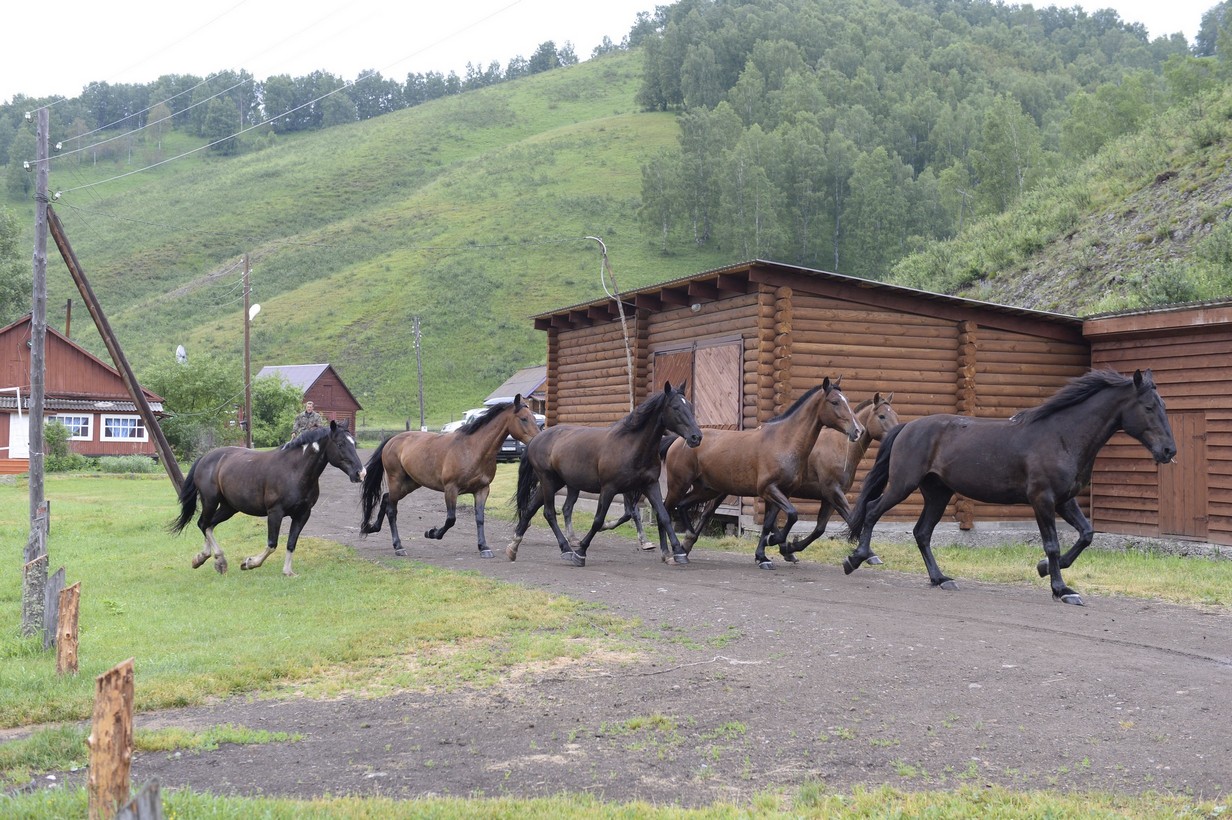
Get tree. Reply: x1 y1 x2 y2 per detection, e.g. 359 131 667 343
5 128 36 199
144 357 244 460
202 97 239 155
528 41 560 74
971 95 1045 216
639 148 682 253
250 375 304 447
0 206 27 326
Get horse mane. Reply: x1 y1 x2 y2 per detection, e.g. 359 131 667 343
765 385 826 425
1011 370 1134 425
615 390 669 434
459 402 512 435
283 425 331 450
853 397 874 412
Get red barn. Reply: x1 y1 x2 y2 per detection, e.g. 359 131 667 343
255 363 362 430
0 315 165 473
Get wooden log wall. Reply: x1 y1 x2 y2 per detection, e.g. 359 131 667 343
646 294 760 405
553 318 640 426
1091 326 1232 546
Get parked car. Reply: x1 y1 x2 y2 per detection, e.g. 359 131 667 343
440 407 487 434
498 414 546 462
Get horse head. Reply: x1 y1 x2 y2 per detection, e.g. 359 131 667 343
325 420 367 483
505 394 541 445
819 377 862 442
866 392 900 442
663 380 703 448
1123 369 1177 464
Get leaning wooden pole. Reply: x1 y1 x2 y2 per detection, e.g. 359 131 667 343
45 206 184 493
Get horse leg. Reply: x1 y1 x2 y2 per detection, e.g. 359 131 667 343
561 488 582 548
758 488 797 568
194 501 236 574
753 502 782 570
911 477 957 590
426 487 458 541
628 495 656 550
472 485 494 558
785 501 830 558
574 489 618 562
844 481 917 575
1036 497 1094 577
241 512 284 571
676 493 723 553
280 512 312 577
539 477 585 566
384 491 408 557
505 485 544 562
1034 498 1084 605
643 482 688 566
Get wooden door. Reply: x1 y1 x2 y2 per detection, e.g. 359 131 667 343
652 350 693 399
694 343 742 429
1158 412 1207 539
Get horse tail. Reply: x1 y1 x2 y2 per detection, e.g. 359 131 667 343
515 452 540 518
359 437 390 533
169 460 201 534
846 422 905 542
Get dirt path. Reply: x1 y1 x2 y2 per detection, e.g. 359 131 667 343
46 465 1232 804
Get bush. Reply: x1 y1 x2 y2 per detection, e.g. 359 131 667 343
96 456 160 474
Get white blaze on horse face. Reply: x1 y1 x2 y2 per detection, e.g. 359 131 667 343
348 436 356 446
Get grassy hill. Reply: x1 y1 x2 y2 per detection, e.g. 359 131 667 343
30 50 731 427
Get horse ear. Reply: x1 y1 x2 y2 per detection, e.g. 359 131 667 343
513 393 523 409
822 376 832 392
885 392 894 403
330 419 338 432
678 379 688 393
1133 369 1145 389
873 392 882 404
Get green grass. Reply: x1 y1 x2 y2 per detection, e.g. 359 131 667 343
2 782 1221 818
0 474 630 729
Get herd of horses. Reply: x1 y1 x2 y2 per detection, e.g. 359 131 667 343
172 368 1176 607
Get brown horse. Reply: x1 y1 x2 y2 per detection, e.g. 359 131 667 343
171 421 365 576
777 392 900 559
665 377 862 569
507 382 703 566
359 396 540 558
845 370 1176 605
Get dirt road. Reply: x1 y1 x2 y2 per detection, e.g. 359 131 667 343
75 465 1232 804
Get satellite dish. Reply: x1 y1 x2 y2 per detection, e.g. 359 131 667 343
249 303 261 320
175 345 187 364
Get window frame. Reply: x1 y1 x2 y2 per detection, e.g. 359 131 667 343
52 414 92 441
101 414 148 442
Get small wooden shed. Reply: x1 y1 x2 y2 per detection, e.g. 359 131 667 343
1085 301 1232 546
256 363 362 429
485 365 548 415
533 260 1091 530
0 315 165 472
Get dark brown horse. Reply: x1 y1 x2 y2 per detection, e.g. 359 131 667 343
507 382 702 567
777 392 900 559
360 396 540 558
171 421 365 576
845 370 1176 605
665 378 862 569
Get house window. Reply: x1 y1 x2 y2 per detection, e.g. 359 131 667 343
101 415 147 442
53 414 91 441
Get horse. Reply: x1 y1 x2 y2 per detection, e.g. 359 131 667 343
776 392 900 559
562 491 656 550
359 396 540 558
844 369 1176 606
506 381 703 567
170 420 366 576
664 377 862 569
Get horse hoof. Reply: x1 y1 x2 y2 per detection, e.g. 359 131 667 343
479 549 494 559
639 541 656 551
1036 559 1049 578
505 548 517 562
1058 592 1085 606
779 548 799 564
842 557 858 575
216 559 228 574
758 560 775 570
562 551 585 567
191 554 207 569
938 579 959 591
393 548 406 557
867 555 883 565
672 552 689 565
425 529 438 540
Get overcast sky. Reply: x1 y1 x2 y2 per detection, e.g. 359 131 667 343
1 0 1217 105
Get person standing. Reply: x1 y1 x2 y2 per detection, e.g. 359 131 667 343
292 400 326 439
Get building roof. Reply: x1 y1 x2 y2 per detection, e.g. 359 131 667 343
256 364 331 392
533 259 1082 336
485 365 547 405
0 395 162 413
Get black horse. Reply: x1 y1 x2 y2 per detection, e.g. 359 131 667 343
844 369 1176 605
506 381 703 567
171 421 366 576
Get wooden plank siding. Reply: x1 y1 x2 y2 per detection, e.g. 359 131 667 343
553 318 642 426
1087 318 1232 544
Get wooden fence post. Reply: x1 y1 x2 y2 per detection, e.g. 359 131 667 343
87 658 134 820
56 582 81 675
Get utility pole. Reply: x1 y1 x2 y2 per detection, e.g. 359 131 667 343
413 316 426 431
243 254 252 449
22 107 49 637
